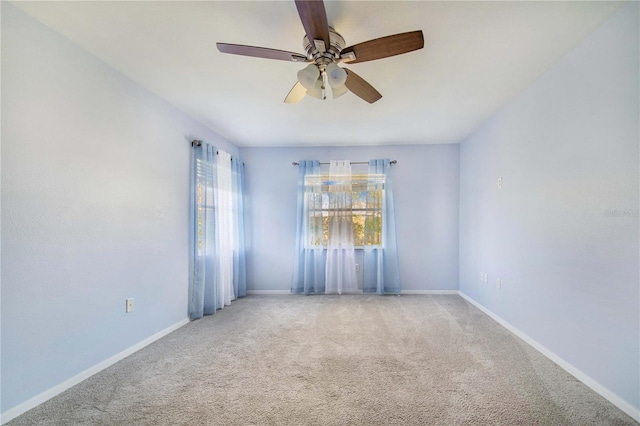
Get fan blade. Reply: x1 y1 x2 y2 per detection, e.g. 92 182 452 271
344 69 382 104
340 31 424 64
332 84 348 99
217 43 308 62
295 0 330 51
284 82 307 104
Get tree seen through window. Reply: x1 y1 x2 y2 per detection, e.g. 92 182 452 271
305 173 384 247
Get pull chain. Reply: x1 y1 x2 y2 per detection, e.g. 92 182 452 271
321 70 327 100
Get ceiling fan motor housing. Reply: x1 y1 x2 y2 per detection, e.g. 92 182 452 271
303 27 345 65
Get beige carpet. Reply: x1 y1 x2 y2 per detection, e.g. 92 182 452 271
8 295 637 425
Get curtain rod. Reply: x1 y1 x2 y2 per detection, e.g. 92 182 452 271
191 140 244 166
292 160 397 166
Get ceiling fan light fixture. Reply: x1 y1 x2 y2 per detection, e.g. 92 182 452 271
297 64 320 90
326 62 347 88
306 77 324 99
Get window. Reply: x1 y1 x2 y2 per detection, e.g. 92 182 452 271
195 158 214 255
304 173 385 247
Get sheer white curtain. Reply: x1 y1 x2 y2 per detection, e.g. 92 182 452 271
325 160 358 294
215 150 235 307
190 144 246 319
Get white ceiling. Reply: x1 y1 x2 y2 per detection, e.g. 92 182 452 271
13 1 624 147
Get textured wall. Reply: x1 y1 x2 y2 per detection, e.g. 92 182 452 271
1 4 238 413
459 2 639 413
241 144 460 292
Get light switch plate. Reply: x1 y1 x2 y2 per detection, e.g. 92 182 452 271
126 298 135 313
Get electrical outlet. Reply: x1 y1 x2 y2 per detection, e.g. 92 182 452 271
496 279 501 289
497 177 503 189
480 272 484 282
484 272 489 283
355 264 360 272
126 298 135 313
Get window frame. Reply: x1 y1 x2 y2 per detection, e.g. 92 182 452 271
303 172 385 249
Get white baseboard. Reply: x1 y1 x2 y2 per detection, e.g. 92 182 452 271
1 318 190 425
457 291 640 423
401 290 459 295
248 290 460 295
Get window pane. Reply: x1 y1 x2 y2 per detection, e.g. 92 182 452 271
303 173 384 247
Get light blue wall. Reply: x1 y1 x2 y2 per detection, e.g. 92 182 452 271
1 4 238 413
241 145 460 292
459 2 639 414
4 0 638 419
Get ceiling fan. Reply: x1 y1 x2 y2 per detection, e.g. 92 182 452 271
216 0 424 104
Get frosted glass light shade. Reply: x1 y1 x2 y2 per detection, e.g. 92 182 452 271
306 78 324 99
297 64 320 90
326 62 347 88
